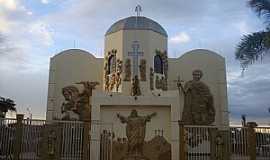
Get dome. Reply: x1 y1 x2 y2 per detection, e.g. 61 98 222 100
105 16 168 37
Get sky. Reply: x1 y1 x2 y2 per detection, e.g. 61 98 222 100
0 0 269 125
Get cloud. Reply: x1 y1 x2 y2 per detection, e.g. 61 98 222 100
29 21 54 46
41 0 49 4
234 21 253 35
1 0 269 123
227 63 270 124
169 32 191 44
0 0 18 11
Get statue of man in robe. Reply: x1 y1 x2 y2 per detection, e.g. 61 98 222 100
131 75 141 96
181 69 215 125
117 110 156 157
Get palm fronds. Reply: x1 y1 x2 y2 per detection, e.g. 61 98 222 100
0 97 16 113
249 0 270 25
236 31 270 68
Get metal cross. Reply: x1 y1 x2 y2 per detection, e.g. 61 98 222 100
128 41 144 76
135 5 142 17
174 75 185 95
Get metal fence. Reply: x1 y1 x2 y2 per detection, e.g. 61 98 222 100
0 115 113 160
184 126 216 160
1 116 269 160
179 124 270 160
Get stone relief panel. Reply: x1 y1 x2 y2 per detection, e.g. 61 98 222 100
180 69 215 125
100 110 171 160
123 59 131 81
104 49 120 92
111 136 171 160
139 59 146 81
61 81 99 121
104 49 123 92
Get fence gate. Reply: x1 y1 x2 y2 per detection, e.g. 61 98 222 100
0 116 113 160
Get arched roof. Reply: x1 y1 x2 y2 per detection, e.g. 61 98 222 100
105 16 168 37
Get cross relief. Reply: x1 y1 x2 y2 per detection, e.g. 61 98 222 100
128 41 144 77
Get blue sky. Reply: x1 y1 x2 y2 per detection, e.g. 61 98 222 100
0 0 269 125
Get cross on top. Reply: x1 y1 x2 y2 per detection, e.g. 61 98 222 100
128 41 144 76
135 5 142 17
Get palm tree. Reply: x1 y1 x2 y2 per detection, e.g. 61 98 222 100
236 0 270 69
0 96 16 118
241 114 247 127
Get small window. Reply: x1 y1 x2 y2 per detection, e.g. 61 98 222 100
154 55 163 74
108 55 116 74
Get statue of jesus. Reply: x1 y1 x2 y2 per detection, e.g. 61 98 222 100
117 110 156 158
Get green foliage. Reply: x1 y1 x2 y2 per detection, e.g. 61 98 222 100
0 97 16 113
236 0 270 69
249 0 270 25
236 31 270 68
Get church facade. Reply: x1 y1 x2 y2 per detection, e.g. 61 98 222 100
46 15 228 160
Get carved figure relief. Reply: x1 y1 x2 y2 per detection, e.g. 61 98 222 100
41 124 62 159
61 86 80 120
155 76 167 90
116 59 123 74
150 67 154 90
105 75 110 91
139 59 146 81
180 70 215 125
104 49 118 91
109 74 116 91
112 134 171 160
124 59 131 81
155 76 161 89
61 81 99 121
215 133 224 160
117 110 156 159
131 75 141 96
115 72 121 92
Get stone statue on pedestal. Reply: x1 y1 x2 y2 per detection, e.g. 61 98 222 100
181 70 215 125
117 110 156 160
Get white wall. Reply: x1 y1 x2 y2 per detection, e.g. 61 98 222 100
46 49 103 120
167 49 229 126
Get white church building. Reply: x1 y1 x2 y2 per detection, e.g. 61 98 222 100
46 12 229 160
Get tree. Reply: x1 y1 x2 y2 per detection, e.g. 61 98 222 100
241 114 247 127
236 0 270 69
0 96 16 118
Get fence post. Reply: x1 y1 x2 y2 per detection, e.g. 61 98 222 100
178 121 186 160
14 114 24 160
209 128 217 160
219 129 230 160
247 124 256 160
83 121 91 160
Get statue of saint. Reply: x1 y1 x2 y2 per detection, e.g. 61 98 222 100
131 75 141 96
61 81 99 121
61 86 80 120
181 70 215 125
117 110 156 158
